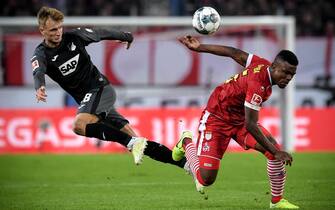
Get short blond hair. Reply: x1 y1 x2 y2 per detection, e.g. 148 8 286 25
37 6 64 27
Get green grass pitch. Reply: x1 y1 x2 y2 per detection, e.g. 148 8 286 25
0 152 334 210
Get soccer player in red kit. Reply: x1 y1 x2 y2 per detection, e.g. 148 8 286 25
173 35 299 209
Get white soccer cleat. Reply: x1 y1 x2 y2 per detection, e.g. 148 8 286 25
194 178 205 194
183 161 192 175
195 178 208 200
131 137 148 165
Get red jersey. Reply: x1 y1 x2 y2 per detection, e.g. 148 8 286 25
205 54 272 126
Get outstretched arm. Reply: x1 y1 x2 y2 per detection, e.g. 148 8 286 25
245 107 293 165
94 29 133 49
179 35 249 66
74 28 133 49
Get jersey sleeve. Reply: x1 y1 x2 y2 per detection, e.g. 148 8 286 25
244 81 267 111
31 51 47 74
71 27 133 46
31 50 47 89
245 54 270 68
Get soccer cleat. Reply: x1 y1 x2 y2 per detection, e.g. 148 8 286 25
183 161 192 175
270 199 299 209
194 177 208 200
131 137 148 165
172 131 193 161
194 178 205 194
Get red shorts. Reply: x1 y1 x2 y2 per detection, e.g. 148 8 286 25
196 110 272 170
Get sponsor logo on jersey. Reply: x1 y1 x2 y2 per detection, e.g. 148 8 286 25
251 93 262 106
78 104 85 110
58 54 80 76
204 163 212 167
32 60 39 71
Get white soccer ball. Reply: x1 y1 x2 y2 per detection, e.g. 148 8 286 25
192 7 221 35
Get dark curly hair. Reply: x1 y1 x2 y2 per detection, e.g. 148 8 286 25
275 50 299 66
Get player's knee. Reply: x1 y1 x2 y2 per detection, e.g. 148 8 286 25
197 157 220 186
201 176 216 186
198 169 218 186
73 113 99 136
73 118 85 136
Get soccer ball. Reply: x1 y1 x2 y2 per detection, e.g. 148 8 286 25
192 7 221 35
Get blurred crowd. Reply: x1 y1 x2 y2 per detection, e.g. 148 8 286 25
0 0 334 36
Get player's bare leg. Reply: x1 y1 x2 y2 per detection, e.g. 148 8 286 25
73 113 147 164
118 121 188 168
73 113 99 135
120 124 147 165
73 113 187 167
120 124 137 137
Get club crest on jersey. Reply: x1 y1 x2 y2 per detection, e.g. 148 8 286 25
205 131 212 140
202 142 210 152
70 42 76 51
59 54 80 76
31 60 39 71
251 93 263 106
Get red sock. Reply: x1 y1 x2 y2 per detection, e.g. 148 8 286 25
272 196 282 204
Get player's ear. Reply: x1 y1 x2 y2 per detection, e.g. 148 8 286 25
39 26 44 35
271 60 279 70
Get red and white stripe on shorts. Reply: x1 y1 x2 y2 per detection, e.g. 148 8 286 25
196 110 221 170
197 110 211 156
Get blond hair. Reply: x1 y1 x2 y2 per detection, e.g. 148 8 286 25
37 6 64 27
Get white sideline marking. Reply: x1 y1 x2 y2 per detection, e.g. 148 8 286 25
2 181 190 188
3 179 334 188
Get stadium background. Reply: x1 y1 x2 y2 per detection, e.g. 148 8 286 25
0 1 334 210
0 0 334 153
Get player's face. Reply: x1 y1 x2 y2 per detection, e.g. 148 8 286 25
40 18 63 47
271 61 297 89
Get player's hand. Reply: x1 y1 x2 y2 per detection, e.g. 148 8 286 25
274 151 293 166
125 41 132 49
115 40 133 49
178 35 200 51
36 86 47 103
115 40 132 49
117 32 133 49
